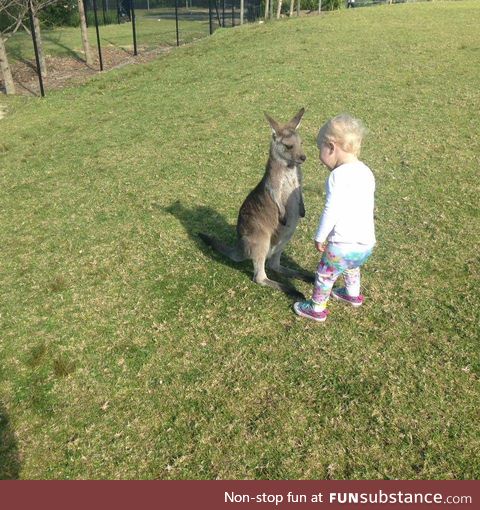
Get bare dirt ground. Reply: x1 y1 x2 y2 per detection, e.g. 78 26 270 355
0 45 173 97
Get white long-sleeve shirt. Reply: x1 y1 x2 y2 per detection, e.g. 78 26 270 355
314 161 376 245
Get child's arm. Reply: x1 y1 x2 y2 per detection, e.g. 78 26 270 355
314 173 339 245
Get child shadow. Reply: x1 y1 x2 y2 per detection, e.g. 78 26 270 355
0 403 21 479
163 200 311 301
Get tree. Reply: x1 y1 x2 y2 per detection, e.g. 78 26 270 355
27 0 65 77
0 31 15 93
1 0 67 94
77 0 93 66
0 0 28 94
276 0 282 19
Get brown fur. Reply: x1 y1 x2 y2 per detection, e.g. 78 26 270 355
199 108 313 298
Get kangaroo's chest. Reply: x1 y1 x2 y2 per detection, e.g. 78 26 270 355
280 167 302 209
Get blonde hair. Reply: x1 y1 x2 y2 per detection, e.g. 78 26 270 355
317 114 367 156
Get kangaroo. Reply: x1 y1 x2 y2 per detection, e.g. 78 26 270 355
199 108 313 298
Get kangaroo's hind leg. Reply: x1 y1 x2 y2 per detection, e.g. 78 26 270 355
249 237 305 299
267 249 315 284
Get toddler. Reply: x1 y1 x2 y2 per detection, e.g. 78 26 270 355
294 114 376 322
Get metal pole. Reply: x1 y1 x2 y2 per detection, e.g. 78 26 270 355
174 0 180 46
130 0 138 56
102 0 107 24
232 1 235 27
222 0 225 27
214 1 221 26
208 0 213 34
28 0 45 97
92 0 104 70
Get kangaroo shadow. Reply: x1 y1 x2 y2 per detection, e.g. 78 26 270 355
164 200 312 300
163 200 251 279
0 403 20 479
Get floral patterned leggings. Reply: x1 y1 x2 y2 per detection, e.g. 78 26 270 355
312 243 374 310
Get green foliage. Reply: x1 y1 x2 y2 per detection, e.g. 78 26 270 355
302 0 343 10
39 0 79 27
39 0 120 28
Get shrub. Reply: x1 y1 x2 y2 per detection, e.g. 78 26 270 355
302 0 343 10
40 0 79 28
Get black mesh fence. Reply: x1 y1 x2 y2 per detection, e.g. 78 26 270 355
81 0 262 52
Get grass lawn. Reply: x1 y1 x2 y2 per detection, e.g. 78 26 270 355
5 9 210 63
0 1 479 479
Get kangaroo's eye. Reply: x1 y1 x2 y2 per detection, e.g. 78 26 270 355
284 144 293 150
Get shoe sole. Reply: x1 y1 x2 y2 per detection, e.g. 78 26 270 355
331 291 363 307
293 303 327 322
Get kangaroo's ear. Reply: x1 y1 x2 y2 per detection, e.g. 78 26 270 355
264 112 281 139
289 108 306 130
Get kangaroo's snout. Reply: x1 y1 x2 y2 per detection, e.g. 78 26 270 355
299 154 307 162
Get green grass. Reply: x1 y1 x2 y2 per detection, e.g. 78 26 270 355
5 9 210 62
1 1 479 479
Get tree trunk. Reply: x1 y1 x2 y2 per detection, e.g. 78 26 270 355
240 0 244 24
276 0 282 19
32 13 47 78
0 34 15 94
78 0 93 66
264 0 269 19
289 0 294 17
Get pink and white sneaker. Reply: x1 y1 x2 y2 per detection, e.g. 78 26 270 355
332 287 364 307
293 301 329 322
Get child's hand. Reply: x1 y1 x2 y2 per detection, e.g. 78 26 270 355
315 241 325 253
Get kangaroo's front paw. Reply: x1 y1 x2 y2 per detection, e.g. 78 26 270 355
299 201 306 218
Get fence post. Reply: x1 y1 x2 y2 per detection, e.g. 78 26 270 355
28 0 45 97
208 0 213 34
240 0 244 24
92 0 104 70
214 0 222 26
175 0 180 46
130 0 138 56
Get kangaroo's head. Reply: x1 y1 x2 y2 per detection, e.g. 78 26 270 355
265 108 306 167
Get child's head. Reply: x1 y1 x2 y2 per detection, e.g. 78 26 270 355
316 114 367 157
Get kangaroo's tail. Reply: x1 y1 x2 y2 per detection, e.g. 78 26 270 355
198 233 246 263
